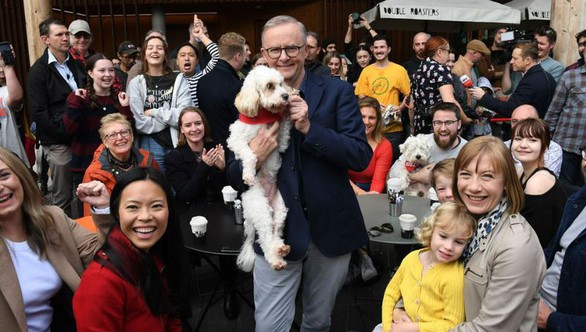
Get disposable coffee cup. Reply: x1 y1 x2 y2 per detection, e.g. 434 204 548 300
221 186 238 204
399 214 417 239
190 216 208 238
428 188 439 206
387 178 402 193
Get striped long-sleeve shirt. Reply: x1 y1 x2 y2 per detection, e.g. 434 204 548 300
186 42 219 107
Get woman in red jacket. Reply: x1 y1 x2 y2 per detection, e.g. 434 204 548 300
73 167 191 331
348 96 393 195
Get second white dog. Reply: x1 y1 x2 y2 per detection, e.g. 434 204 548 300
388 134 432 197
227 66 293 272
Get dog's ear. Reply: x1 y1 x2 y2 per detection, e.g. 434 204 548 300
399 142 406 154
234 87 261 118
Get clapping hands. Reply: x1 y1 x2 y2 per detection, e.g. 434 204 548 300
202 144 225 170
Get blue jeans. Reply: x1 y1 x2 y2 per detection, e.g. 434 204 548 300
139 136 170 173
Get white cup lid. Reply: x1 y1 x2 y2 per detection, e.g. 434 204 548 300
387 178 402 191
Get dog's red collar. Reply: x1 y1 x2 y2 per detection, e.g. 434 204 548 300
239 108 282 125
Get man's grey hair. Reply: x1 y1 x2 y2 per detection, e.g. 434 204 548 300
262 15 307 45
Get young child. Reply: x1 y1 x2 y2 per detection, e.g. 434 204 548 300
430 158 456 205
377 201 476 332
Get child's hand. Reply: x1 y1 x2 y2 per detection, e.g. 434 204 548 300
392 308 413 323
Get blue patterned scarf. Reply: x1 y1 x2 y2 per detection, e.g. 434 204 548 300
462 198 508 264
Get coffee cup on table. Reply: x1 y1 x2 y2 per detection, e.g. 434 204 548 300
221 186 238 205
399 214 417 239
190 216 208 238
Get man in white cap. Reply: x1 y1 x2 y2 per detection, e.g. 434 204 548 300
68 19 94 65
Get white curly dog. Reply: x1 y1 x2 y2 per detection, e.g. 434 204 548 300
388 134 432 197
227 66 294 272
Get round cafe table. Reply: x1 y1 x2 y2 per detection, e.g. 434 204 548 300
357 194 432 245
179 200 253 331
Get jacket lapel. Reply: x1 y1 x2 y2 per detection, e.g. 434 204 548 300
0 240 28 331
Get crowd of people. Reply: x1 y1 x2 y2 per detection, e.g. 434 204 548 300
0 10 585 332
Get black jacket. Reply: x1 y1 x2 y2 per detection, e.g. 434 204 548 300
27 49 86 145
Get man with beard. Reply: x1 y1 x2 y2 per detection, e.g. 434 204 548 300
402 32 430 78
355 34 410 164
537 148 586 331
565 29 586 72
393 102 468 186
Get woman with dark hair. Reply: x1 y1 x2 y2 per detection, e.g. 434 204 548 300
73 167 191 331
410 36 470 134
164 106 225 211
251 53 268 68
0 147 111 331
128 35 192 172
511 118 567 247
64 53 134 216
347 45 373 86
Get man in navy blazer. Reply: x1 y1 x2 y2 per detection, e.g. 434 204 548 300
469 42 556 118
226 15 371 332
538 148 586 331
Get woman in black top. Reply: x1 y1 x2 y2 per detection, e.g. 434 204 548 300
511 118 567 248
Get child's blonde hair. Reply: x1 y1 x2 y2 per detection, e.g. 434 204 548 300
417 201 476 247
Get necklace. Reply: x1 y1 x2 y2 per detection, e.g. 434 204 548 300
148 75 165 89
95 95 111 111
107 149 135 177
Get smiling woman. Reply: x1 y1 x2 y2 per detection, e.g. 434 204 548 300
73 168 192 331
63 53 134 217
449 136 547 331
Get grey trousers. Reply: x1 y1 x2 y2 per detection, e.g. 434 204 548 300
42 144 72 216
253 242 351 332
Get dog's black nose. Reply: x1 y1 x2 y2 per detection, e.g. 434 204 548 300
415 155 421 159
282 93 289 101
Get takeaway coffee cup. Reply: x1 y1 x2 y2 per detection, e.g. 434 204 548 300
221 186 238 205
399 214 417 239
190 216 208 238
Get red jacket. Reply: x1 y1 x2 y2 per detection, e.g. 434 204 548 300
82 143 159 216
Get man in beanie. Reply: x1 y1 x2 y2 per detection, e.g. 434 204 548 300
68 19 94 65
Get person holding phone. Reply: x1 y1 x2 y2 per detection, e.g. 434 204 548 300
0 44 28 166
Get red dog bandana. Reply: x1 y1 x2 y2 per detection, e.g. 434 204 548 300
239 108 282 125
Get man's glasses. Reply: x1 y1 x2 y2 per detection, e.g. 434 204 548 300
432 120 458 128
368 223 394 237
264 44 305 59
105 129 131 141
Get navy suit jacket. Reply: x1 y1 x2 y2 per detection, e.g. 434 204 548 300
227 71 372 260
543 186 586 331
479 64 556 118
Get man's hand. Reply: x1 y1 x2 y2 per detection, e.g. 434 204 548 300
77 181 110 209
289 94 310 134
469 87 486 101
250 121 280 169
537 299 553 330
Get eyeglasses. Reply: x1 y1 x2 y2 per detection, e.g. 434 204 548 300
264 44 305 59
432 120 458 128
105 129 131 141
368 223 394 237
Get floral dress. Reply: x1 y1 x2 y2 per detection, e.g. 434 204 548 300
411 58 454 134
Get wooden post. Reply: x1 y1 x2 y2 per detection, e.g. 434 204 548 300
551 0 586 67
23 0 51 65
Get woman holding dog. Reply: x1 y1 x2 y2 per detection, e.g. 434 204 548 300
349 97 392 195
510 118 567 248
410 36 470 135
393 136 546 331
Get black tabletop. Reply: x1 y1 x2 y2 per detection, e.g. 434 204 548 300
180 200 245 256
